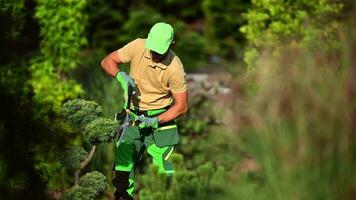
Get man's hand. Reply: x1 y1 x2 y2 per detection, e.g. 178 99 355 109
136 115 159 129
116 72 136 109
127 111 158 129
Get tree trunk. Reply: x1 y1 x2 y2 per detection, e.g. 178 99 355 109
74 145 96 185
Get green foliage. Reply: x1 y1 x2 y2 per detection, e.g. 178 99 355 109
62 99 118 144
61 185 97 200
62 171 107 200
203 0 250 58
0 0 24 13
78 171 108 195
85 0 207 69
0 0 25 39
1 0 255 199
0 0 26 40
178 89 217 136
139 155 226 200
30 0 88 116
144 0 203 21
117 8 163 44
240 0 343 68
76 49 124 117
174 29 206 70
86 0 125 49
30 59 84 117
3 0 354 199
228 23 356 199
32 145 69 190
116 7 208 69
139 166 170 200
0 62 28 95
62 99 103 129
173 162 225 200
0 0 30 93
84 118 118 144
176 90 223 168
21 0 89 194
61 99 119 198
63 146 88 171
34 0 88 72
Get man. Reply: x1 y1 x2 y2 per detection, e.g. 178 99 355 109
101 22 188 200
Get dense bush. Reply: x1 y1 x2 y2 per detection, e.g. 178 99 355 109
202 0 250 58
30 0 88 116
240 0 343 68
139 155 226 200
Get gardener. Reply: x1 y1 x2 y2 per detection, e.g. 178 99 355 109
101 22 188 200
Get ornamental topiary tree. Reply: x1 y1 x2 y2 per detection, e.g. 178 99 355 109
61 171 107 200
61 99 120 199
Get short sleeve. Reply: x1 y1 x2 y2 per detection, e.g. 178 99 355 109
168 67 188 93
117 39 139 63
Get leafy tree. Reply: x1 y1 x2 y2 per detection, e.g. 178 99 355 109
0 0 35 94
143 0 204 21
202 0 250 59
85 1 210 70
13 0 91 192
0 0 26 40
1 0 91 194
240 0 343 69
116 7 163 45
30 0 88 118
86 0 128 50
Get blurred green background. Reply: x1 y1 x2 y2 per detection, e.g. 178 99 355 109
0 0 355 199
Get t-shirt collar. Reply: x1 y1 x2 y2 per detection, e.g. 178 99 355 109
144 49 168 70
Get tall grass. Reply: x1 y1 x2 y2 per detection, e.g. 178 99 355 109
228 23 356 200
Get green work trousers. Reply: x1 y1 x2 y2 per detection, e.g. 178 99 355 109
113 109 179 197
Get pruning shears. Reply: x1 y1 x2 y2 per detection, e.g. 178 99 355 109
114 85 137 146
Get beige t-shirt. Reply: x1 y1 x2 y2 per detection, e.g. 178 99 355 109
117 38 187 110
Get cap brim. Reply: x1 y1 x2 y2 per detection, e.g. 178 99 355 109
145 39 169 54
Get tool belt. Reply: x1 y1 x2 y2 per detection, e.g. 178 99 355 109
129 105 171 118
131 106 178 147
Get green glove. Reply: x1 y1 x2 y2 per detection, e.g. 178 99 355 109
128 111 139 122
137 115 159 129
116 72 136 109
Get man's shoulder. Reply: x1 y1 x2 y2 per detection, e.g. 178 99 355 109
128 38 145 48
167 50 184 72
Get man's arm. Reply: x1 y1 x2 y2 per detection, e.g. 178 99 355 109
158 91 188 123
100 51 122 77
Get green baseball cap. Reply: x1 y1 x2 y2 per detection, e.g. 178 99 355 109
145 22 174 54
